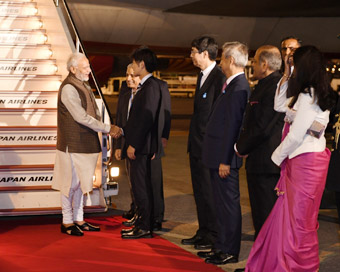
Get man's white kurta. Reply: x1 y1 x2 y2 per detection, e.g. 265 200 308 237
52 84 110 197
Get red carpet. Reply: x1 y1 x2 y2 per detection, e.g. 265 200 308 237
0 215 224 272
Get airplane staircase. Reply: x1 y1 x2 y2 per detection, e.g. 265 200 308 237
0 0 116 215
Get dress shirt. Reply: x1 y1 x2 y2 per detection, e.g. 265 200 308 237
227 72 245 85
271 80 329 166
200 62 216 88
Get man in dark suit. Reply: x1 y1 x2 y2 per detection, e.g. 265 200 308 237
199 42 250 265
182 36 226 250
117 47 164 239
235 45 284 239
114 64 141 220
115 64 171 231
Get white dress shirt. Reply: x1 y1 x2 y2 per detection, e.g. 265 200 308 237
271 79 329 166
200 62 216 88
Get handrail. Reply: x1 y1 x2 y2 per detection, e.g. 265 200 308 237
53 0 112 188
53 0 112 124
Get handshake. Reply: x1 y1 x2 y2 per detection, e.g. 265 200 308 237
109 125 122 139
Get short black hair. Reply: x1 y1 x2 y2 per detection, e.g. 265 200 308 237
131 46 158 73
280 36 302 46
191 36 218 61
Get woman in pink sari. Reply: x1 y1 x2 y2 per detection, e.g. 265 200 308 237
244 46 336 272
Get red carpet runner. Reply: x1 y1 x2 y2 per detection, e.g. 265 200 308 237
0 215 223 272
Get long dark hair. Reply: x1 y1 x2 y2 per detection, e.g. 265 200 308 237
288 45 335 111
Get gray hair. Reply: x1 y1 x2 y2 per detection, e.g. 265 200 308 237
66 52 87 72
258 45 282 71
222 41 248 68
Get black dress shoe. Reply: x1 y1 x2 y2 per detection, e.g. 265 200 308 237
153 221 162 231
122 209 135 220
181 234 203 245
194 239 213 250
61 224 83 236
120 226 136 234
205 253 238 265
121 228 153 239
197 250 217 258
234 269 245 272
75 222 100 231
122 214 138 227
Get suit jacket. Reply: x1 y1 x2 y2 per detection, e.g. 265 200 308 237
188 64 226 158
202 73 250 169
114 81 131 157
236 71 284 174
123 76 163 156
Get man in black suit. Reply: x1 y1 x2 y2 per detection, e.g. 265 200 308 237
235 45 284 239
116 64 171 231
199 42 250 265
182 36 226 250
114 64 141 220
117 47 164 239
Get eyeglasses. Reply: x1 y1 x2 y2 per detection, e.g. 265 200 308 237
281 46 298 52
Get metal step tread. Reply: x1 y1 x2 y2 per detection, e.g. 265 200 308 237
0 164 54 171
0 44 51 48
0 1 35 4
0 144 56 149
0 29 46 33
0 108 57 111
0 74 61 78
0 15 40 19
0 126 57 130
0 58 56 62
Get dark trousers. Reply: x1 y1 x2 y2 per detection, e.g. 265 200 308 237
189 154 217 242
150 156 165 222
246 172 279 239
129 155 153 231
210 168 241 255
127 156 164 223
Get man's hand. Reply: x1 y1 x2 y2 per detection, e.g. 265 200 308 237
161 138 168 148
114 149 122 160
219 163 230 179
110 125 122 139
127 145 136 160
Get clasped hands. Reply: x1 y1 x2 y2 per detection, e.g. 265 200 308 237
109 125 122 139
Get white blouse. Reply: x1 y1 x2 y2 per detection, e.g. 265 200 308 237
271 79 329 166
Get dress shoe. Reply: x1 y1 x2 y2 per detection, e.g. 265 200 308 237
181 234 203 245
61 224 83 236
205 253 238 265
234 269 245 272
75 222 100 231
121 228 153 239
122 214 138 227
197 250 217 258
122 209 135 220
194 238 213 250
153 221 162 231
120 226 136 234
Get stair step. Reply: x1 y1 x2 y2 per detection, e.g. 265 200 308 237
0 2 37 16
0 91 57 108
0 16 42 30
0 29 47 45
0 44 52 59
0 108 57 126
0 145 56 165
0 74 61 91
0 164 54 188
0 126 57 146
0 59 57 75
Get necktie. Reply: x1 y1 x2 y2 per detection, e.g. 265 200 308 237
221 80 228 93
196 72 203 92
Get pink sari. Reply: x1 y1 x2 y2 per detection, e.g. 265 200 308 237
245 124 331 272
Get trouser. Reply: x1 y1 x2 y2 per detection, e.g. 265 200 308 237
61 159 84 224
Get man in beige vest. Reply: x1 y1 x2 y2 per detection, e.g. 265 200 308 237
52 53 116 236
